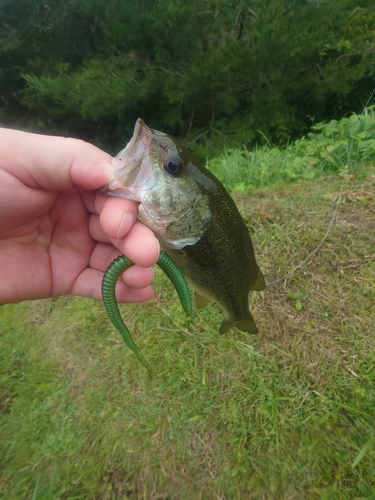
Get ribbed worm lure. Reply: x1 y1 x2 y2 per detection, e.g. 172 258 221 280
101 251 192 376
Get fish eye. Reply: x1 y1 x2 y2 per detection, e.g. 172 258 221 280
163 154 184 177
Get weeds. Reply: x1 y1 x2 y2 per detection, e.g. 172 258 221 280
208 106 375 191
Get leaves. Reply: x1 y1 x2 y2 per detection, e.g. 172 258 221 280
287 291 304 311
206 107 375 192
1 0 375 148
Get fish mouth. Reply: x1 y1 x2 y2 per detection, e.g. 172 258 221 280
102 119 156 201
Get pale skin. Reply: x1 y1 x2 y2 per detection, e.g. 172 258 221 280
0 128 160 305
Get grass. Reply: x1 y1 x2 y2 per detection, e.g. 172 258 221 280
1 114 375 499
207 106 375 191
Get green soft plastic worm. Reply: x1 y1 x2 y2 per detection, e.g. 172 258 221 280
101 251 192 375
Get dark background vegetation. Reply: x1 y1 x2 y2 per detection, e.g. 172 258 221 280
1 0 375 154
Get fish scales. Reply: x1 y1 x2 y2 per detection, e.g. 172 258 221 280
165 170 264 334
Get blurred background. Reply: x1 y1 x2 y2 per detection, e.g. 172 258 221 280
1 0 375 156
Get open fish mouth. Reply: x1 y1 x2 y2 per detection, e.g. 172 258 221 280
102 119 157 201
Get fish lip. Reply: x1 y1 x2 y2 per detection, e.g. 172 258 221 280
101 119 156 200
116 118 149 160
123 118 143 155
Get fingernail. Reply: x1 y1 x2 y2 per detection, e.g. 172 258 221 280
154 238 161 263
101 162 116 182
117 213 135 239
111 157 122 168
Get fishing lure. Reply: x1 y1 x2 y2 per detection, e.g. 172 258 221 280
101 251 192 376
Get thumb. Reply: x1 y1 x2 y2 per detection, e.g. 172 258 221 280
0 128 115 191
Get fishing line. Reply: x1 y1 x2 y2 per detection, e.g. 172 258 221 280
266 87 375 287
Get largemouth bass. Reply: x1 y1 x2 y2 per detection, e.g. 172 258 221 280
104 119 265 334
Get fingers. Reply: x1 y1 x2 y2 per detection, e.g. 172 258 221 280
120 264 154 289
120 222 160 267
92 196 160 268
99 196 138 239
87 191 159 304
89 242 155 289
74 241 155 301
69 267 154 303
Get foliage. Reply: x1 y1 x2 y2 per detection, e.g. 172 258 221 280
207 106 375 190
0 0 101 131
0 0 375 150
1 159 374 499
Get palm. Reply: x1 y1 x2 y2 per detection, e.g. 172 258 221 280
0 187 94 303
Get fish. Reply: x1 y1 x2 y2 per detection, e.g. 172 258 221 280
103 119 265 334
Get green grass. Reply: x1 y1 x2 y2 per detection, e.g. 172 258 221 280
1 113 375 499
207 106 375 191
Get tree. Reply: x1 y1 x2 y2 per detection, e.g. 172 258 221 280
1 0 374 150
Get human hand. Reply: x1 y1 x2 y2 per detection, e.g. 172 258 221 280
0 128 160 305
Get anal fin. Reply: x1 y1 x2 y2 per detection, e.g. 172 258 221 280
220 315 258 335
193 291 213 311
